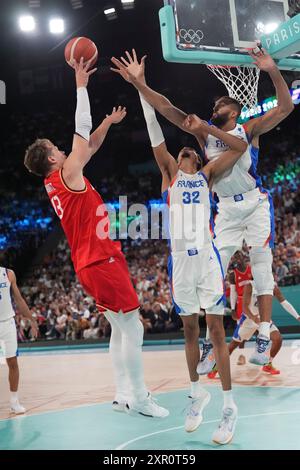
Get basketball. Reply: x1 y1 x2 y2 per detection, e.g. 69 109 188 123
64 37 98 69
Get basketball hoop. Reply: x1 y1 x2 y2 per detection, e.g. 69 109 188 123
206 65 260 109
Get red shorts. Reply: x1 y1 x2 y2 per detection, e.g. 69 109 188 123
77 252 139 314
236 296 243 320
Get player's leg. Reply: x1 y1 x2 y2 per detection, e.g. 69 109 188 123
102 311 129 411
109 309 169 418
262 327 282 375
246 194 275 365
3 319 25 414
199 244 237 444
170 253 211 432
181 314 211 432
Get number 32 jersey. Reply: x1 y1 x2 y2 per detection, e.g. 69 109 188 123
163 170 213 253
44 169 121 273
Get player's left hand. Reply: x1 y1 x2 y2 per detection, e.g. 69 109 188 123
74 57 97 88
183 114 208 132
248 46 277 72
105 106 127 124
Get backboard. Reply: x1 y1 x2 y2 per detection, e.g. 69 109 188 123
160 0 300 70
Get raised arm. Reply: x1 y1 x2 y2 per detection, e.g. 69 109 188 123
8 270 39 338
111 49 207 150
62 58 97 187
138 92 178 192
245 48 294 144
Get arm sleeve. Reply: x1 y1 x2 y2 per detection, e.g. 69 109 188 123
75 87 92 141
230 285 238 310
280 300 300 320
138 92 165 148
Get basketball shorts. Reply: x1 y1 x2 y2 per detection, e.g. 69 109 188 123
77 252 139 314
214 187 275 249
233 313 278 342
168 243 225 316
0 318 18 359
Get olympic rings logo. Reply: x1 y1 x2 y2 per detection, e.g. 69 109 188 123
179 29 204 44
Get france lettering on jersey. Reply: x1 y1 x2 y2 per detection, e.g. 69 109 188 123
0 267 15 321
162 171 213 253
206 124 262 197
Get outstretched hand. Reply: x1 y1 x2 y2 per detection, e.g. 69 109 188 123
74 57 97 88
105 106 127 124
111 49 147 85
248 46 277 72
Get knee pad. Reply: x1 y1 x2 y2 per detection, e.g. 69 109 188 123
249 247 274 296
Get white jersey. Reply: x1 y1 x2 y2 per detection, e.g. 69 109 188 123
248 281 259 317
0 267 15 321
206 124 262 197
163 170 213 253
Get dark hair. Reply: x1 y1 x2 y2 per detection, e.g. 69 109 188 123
218 96 242 117
24 138 53 177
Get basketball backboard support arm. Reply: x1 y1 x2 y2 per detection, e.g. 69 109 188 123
159 4 300 70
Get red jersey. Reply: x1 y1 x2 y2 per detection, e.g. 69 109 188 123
44 169 120 273
233 265 252 297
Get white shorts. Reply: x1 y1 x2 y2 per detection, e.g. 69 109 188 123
168 243 225 316
233 314 279 343
214 187 275 249
0 318 18 359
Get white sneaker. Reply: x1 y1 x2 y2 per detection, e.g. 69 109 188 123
127 393 169 418
197 340 215 375
112 400 127 412
10 401 26 415
212 406 238 445
249 334 270 365
184 390 211 433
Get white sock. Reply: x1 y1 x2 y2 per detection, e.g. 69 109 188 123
223 390 236 410
258 322 271 339
10 392 18 403
190 380 206 399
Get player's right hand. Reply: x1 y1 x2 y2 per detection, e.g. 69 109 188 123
74 57 97 88
111 49 147 85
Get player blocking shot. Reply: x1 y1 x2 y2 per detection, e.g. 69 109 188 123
111 47 295 367
111 49 251 445
0 267 38 414
24 58 169 419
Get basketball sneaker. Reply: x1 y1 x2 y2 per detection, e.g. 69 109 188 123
197 340 215 375
112 400 127 412
237 354 246 365
10 401 26 415
126 393 169 418
249 334 270 365
212 406 238 445
262 363 280 375
184 390 211 433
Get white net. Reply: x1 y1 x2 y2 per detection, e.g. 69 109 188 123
206 65 260 109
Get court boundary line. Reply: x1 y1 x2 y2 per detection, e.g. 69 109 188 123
115 409 300 450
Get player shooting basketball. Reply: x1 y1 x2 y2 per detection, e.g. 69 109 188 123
111 47 294 369
24 58 169 419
